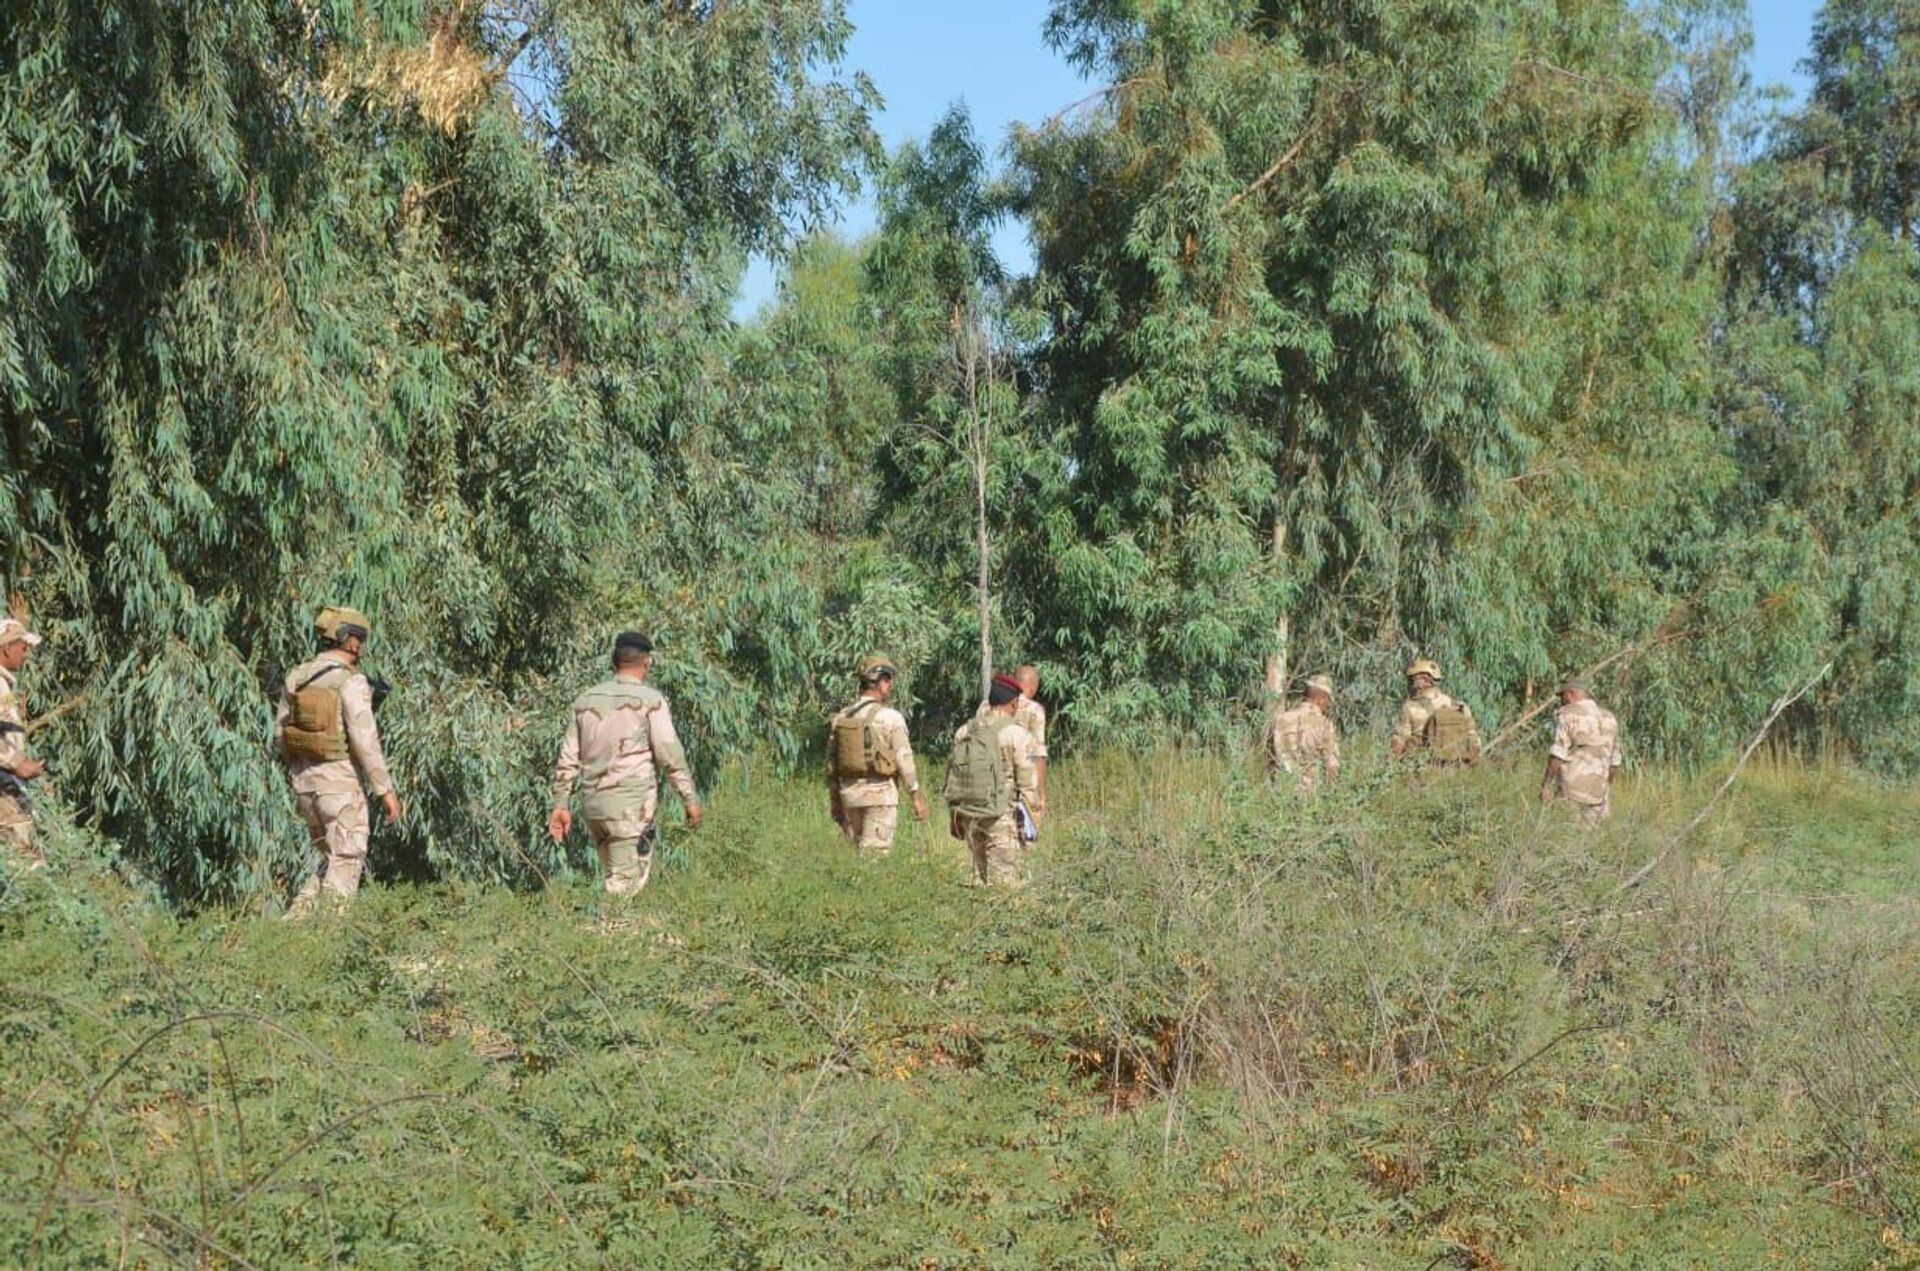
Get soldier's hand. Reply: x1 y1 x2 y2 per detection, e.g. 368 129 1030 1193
1539 784 1554 806
949 812 963 842
547 807 572 842
685 802 704 830
381 791 404 822
912 792 929 821
13 758 45 781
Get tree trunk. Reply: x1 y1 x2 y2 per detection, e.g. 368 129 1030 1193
1263 516 1289 704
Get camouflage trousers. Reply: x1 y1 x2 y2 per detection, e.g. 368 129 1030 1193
584 789 658 896
1568 796 1611 826
960 812 1024 888
290 789 369 914
840 802 898 853
1 795 42 867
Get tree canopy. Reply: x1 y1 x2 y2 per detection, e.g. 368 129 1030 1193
5 0 1917 900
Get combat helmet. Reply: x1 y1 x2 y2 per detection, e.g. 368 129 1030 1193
1303 673 1335 700
857 654 898 684
314 606 372 647
1405 657 1442 681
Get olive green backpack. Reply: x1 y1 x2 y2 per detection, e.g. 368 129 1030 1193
944 715 1013 818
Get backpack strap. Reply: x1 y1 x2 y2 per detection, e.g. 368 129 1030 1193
295 662 351 694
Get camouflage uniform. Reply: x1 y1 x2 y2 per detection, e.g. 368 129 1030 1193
1392 686 1479 758
1013 695 1048 767
950 716 1038 887
276 652 395 909
1268 700 1340 792
826 699 921 852
0 661 41 865
1549 697 1622 824
552 678 698 895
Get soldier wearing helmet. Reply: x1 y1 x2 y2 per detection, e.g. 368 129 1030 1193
826 655 927 853
1541 678 1622 823
1266 673 1341 792
275 606 402 915
1389 657 1481 764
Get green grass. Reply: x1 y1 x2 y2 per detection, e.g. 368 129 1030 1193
2 753 1917 1268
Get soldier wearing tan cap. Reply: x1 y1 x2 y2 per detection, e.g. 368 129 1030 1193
1267 673 1340 792
826 656 927 853
1390 658 1481 765
548 632 703 896
0 618 47 866
275 607 402 915
1542 678 1622 824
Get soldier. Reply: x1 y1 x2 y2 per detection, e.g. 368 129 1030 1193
1541 678 1622 823
548 632 703 896
0 618 48 867
826 655 928 853
1012 665 1050 817
1267 673 1340 792
276 607 402 915
1390 657 1481 765
945 673 1039 887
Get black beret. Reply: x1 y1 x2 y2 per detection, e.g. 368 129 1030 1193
613 631 653 655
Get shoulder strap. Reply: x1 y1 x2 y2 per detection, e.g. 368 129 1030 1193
295 662 350 693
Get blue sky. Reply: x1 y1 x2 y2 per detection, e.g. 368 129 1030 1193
736 0 1823 315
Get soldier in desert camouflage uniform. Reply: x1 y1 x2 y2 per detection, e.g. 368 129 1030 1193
946 674 1040 888
276 607 402 915
0 617 47 867
1390 658 1481 766
1266 673 1340 792
1012 665 1050 817
827 655 927 853
1542 678 1622 824
548 632 703 895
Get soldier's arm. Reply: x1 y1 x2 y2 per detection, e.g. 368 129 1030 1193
648 702 701 809
1324 722 1341 783
340 676 396 798
272 687 289 752
1009 730 1040 806
0 704 27 772
550 709 581 810
884 714 921 796
1543 715 1571 802
1389 703 1417 757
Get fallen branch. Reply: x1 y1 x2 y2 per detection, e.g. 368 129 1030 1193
1615 660 1832 894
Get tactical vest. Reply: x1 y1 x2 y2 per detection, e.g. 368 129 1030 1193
281 662 352 763
945 715 1014 819
832 700 898 782
1421 702 1480 765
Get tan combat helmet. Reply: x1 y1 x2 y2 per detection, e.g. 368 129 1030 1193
1406 658 1442 681
1557 676 1590 696
857 654 898 684
1303 673 1335 700
314 606 372 646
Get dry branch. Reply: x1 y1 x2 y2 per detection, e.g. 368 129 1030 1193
1616 660 1832 894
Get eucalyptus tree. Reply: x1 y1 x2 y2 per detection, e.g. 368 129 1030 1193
1011 0 1745 741
0 0 874 897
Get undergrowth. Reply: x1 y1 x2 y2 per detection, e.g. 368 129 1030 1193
1 753 1915 1268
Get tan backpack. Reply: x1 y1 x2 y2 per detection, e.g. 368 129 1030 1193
832 700 898 781
281 663 351 763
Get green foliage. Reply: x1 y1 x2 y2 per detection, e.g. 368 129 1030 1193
2 757 1914 1265
1 0 876 896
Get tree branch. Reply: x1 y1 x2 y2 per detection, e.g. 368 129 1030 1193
1226 125 1315 209
1616 661 1832 893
